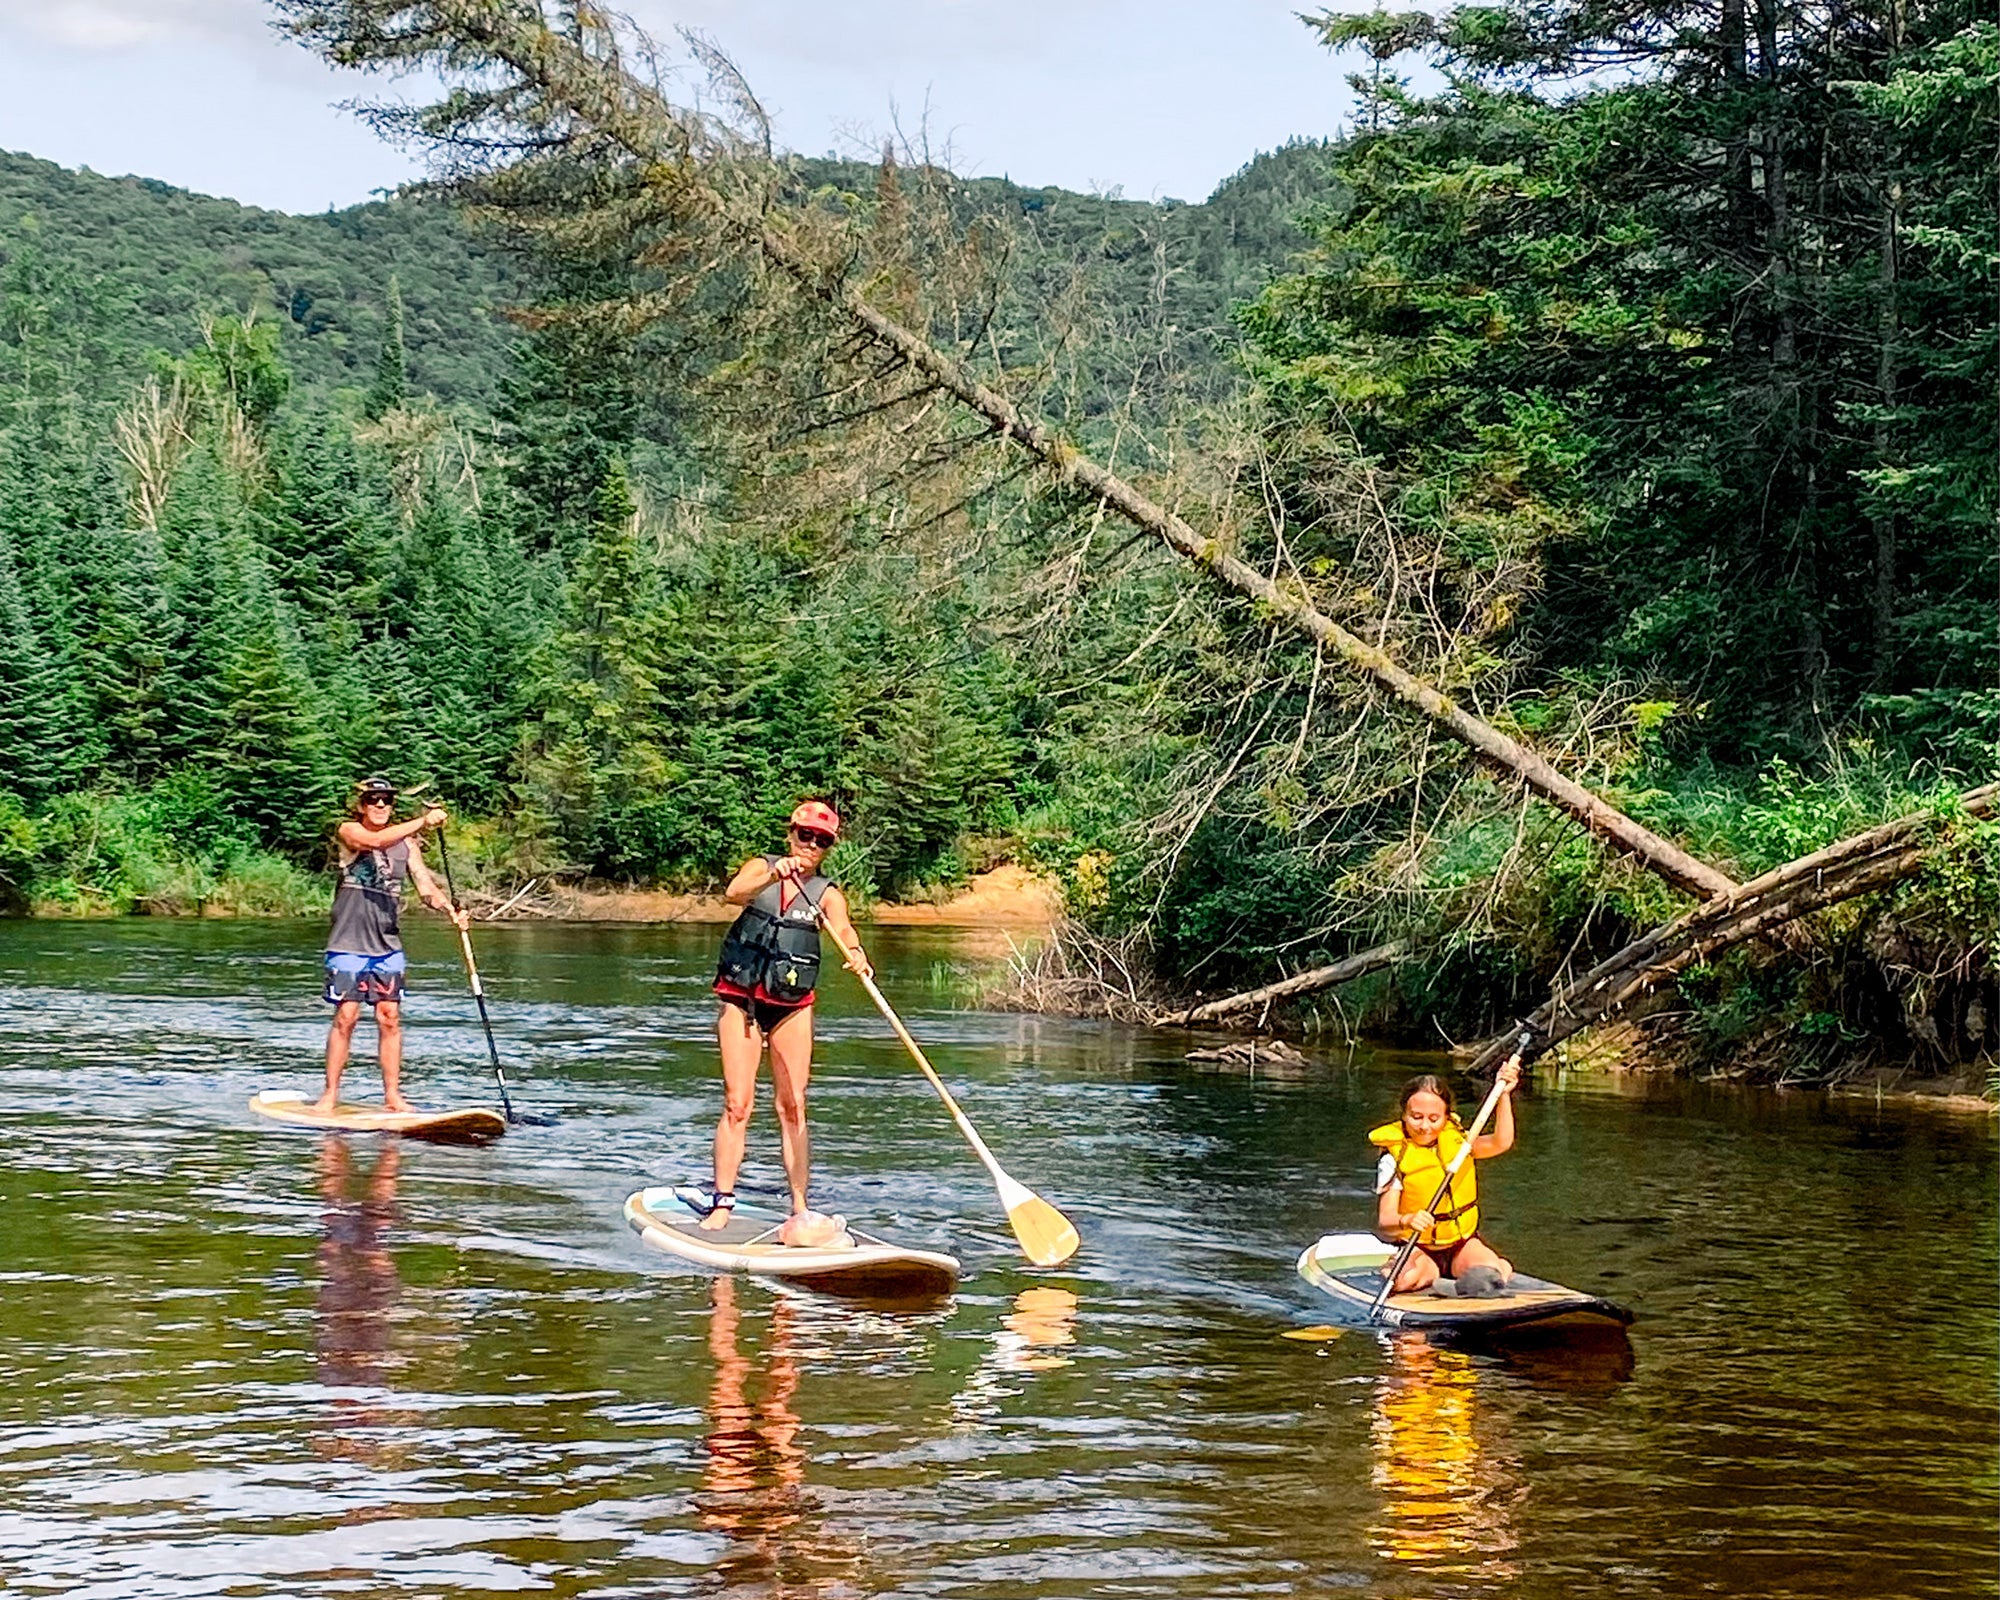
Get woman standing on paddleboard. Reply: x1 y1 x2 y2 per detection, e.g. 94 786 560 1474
1372 1055 1523 1296
701 801 873 1231
315 777 469 1115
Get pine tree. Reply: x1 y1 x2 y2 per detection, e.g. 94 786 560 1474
363 275 410 420
0 530 86 804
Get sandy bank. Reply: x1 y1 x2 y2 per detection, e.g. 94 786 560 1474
545 863 1059 929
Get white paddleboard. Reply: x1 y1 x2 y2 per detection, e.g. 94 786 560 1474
250 1089 507 1147
625 1186 959 1300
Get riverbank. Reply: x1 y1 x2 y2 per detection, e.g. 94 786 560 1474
22 863 1062 930
1549 1018 1996 1112
524 864 1061 928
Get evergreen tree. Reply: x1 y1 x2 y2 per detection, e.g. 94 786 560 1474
363 275 410 420
0 529 86 803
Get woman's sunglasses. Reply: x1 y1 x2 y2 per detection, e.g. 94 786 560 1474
791 827 836 850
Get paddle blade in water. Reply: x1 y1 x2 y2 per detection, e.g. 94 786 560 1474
1008 1194 1080 1267
1280 1325 1346 1342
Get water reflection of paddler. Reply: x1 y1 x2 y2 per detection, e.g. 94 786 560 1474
313 1136 415 1468
1368 1333 1519 1577
700 800 873 1234
698 1276 862 1595
1373 1055 1523 1297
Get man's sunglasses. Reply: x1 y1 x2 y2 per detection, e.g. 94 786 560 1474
791 827 836 850
362 796 397 808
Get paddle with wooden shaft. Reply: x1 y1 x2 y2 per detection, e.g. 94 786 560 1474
433 826 556 1128
1366 1030 1532 1322
803 892 1079 1267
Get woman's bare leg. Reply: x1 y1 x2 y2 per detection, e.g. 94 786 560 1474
703 1005 764 1230
765 1006 816 1215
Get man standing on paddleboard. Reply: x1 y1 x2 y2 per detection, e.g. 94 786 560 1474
701 800 873 1230
315 777 470 1115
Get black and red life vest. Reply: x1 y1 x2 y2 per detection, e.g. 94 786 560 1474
714 864 832 1005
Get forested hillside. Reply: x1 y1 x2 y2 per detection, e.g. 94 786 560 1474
0 149 521 407
0 141 1319 911
2 0 1994 1082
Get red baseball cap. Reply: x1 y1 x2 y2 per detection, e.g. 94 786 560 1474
789 800 841 837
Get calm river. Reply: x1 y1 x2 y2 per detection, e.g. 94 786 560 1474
0 918 1992 1598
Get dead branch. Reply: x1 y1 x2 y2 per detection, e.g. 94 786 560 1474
1154 940 1408 1025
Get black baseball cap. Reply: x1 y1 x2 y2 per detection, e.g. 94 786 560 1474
355 776 398 801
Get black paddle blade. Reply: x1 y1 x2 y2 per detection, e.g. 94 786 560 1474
508 1109 560 1127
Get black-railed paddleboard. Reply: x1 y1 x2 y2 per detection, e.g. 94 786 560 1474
1297 1232 1632 1332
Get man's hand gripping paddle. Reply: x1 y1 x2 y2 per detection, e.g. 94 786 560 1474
1366 1030 1532 1322
805 892 1079 1267
434 828 556 1128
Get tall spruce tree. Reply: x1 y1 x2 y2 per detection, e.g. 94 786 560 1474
364 275 410 420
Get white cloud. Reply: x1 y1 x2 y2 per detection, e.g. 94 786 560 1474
3 0 272 51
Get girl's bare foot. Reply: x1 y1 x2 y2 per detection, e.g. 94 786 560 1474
384 1095 416 1114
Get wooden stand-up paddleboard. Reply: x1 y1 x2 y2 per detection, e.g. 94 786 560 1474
1297 1233 1632 1332
625 1186 959 1300
250 1089 507 1147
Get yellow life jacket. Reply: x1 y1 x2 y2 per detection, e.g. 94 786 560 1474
1369 1119 1480 1247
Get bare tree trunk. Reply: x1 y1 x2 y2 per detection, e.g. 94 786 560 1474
1467 784 1999 1072
800 257 1744 901
1154 941 1407 1025
1720 0 1754 250
277 3 1748 904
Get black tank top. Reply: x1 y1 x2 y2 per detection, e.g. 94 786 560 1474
327 838 411 956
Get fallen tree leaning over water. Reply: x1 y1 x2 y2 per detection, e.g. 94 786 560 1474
1467 785 2000 1075
275 0 1745 908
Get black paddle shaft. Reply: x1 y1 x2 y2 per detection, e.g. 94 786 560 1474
433 826 532 1125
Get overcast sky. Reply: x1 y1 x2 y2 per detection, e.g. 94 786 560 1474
0 0 1373 214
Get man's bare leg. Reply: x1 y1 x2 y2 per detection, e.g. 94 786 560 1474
702 1005 763 1230
377 1000 412 1112
316 999 363 1113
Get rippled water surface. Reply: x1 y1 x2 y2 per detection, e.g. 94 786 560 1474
0 917 1993 1598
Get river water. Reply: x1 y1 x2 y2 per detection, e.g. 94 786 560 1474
0 917 1991 1599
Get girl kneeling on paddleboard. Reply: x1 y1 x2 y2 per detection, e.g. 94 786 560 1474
701 800 873 1232
1372 1056 1522 1295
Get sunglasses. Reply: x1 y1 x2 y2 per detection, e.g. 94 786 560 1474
791 827 836 850
362 795 397 808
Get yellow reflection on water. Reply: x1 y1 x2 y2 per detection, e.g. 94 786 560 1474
1368 1333 1520 1582
950 1285 1080 1427
998 1285 1078 1373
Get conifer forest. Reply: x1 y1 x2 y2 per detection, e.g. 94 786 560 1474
0 0 1993 1079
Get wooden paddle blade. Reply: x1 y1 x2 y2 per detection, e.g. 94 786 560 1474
1280 1325 1346 1342
1007 1193 1080 1267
